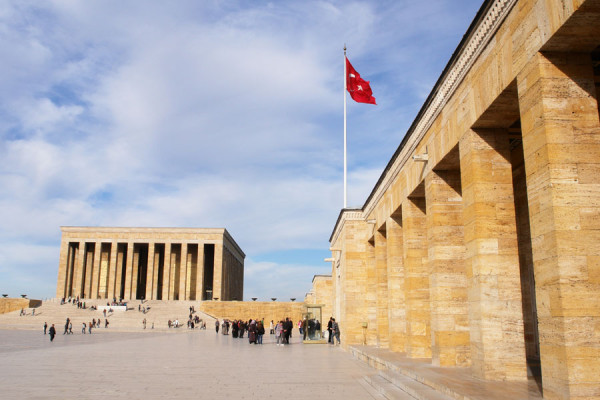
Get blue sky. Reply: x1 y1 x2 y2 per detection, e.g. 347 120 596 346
0 0 483 300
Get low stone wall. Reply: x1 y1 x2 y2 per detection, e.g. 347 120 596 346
0 298 42 314
200 301 305 326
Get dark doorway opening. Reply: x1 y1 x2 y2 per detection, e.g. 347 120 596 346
202 244 215 300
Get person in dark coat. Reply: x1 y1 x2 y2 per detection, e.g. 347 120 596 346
48 324 56 342
248 320 257 344
284 317 293 344
43 322 48 335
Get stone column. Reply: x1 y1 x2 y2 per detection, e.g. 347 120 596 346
107 241 118 301
425 169 470 367
178 244 188 300
115 245 125 300
72 241 86 298
151 245 161 300
213 243 224 299
131 246 140 300
386 215 406 352
168 245 179 300
196 244 205 300
518 51 600 397
401 197 431 358
123 242 134 300
162 242 171 300
185 247 194 300
459 128 526 380
82 244 92 298
374 229 389 348
56 239 69 298
66 243 78 298
336 216 373 347
90 241 102 299
145 242 155 301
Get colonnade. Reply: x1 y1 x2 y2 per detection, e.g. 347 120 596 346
329 1 600 398
57 228 244 302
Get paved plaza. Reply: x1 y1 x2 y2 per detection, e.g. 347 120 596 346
0 328 384 399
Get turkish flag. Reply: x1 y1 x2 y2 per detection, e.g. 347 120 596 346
346 57 376 105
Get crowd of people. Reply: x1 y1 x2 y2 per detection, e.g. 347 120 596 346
214 318 266 344
43 302 342 346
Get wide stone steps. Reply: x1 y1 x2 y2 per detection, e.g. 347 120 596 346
0 298 216 332
363 370 455 400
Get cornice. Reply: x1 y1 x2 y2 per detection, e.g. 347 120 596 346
363 0 517 216
330 209 364 246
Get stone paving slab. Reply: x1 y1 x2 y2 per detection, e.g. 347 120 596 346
0 329 381 399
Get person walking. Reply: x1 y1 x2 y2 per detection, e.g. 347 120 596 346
332 318 341 345
257 320 265 344
48 324 56 342
275 321 284 346
43 322 48 335
64 318 70 335
82 322 86 334
327 317 333 343
215 319 219 334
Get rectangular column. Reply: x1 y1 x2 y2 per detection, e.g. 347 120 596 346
185 247 194 300
72 241 85 298
401 197 431 358
365 238 378 344
145 242 155 301
83 244 93 298
375 229 389 348
459 128 526 380
178 244 188 300
123 242 134 300
386 215 406 353
162 243 171 300
66 243 78 298
168 245 178 300
107 241 118 301
213 243 223 299
518 51 600 397
90 241 102 299
151 245 161 300
425 169 470 367
195 244 204 300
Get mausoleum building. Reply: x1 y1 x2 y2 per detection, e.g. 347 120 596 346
57 227 244 302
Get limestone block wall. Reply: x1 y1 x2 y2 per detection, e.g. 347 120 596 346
0 298 42 314
200 301 305 327
306 275 333 322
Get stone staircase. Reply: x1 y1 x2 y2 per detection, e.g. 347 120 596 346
351 346 543 400
0 298 216 333
361 370 455 400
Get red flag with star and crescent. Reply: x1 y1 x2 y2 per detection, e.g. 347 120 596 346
346 57 376 105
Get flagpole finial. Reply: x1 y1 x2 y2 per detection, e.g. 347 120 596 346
344 44 346 54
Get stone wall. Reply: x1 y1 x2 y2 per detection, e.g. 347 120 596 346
0 298 42 315
200 301 305 327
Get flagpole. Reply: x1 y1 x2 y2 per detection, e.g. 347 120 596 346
343 45 347 209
